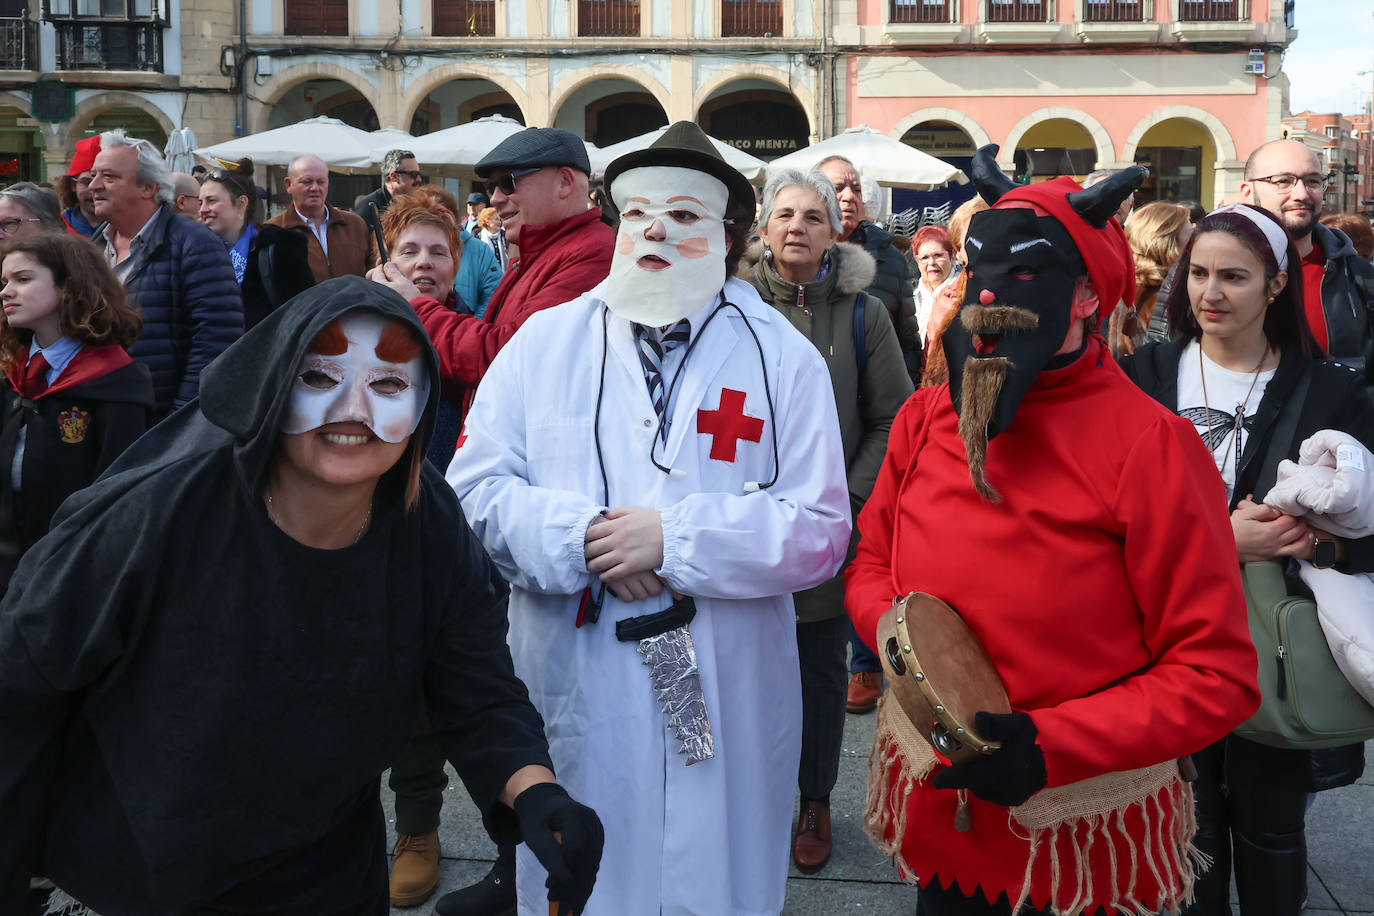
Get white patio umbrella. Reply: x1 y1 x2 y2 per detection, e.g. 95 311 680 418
195 116 381 173
767 125 967 190
405 115 530 171
586 126 769 182
369 127 418 157
163 127 197 173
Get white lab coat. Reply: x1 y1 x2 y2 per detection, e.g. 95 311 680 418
447 277 851 916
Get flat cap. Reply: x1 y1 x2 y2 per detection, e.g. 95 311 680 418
475 127 590 178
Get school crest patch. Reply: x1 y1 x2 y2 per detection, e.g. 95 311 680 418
58 407 90 444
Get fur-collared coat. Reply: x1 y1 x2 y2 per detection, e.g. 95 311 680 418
743 240 914 622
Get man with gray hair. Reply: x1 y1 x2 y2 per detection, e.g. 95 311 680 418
817 155 921 384
0 182 63 252
355 148 423 245
89 129 243 419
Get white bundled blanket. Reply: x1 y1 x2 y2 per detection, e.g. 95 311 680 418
1265 429 1374 706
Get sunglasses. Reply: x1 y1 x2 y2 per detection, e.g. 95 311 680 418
485 167 541 197
392 169 424 181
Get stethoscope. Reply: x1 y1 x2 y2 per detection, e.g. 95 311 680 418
580 290 781 626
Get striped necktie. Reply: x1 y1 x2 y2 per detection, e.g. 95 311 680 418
636 320 691 438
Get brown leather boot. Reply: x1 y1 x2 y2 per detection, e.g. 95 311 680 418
390 829 441 907
846 671 882 713
792 799 832 873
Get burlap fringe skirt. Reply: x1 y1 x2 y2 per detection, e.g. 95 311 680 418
864 693 1207 916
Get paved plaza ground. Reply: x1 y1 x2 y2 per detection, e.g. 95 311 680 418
385 712 1374 915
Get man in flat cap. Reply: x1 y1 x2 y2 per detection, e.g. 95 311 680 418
370 126 614 912
447 121 851 915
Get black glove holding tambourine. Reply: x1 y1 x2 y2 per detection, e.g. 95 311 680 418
514 782 605 916
931 710 1048 807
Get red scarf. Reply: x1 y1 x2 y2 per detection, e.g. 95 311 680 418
4 342 133 401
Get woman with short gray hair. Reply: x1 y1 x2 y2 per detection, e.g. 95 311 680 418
741 167 913 874
0 183 63 252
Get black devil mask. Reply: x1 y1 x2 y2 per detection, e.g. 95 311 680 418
943 145 1145 501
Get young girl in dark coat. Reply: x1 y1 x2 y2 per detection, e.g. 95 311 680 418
0 233 153 593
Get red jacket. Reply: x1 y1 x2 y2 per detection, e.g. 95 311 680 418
412 209 613 408
845 337 1260 910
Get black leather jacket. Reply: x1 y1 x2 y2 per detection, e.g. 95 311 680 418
1310 222 1374 372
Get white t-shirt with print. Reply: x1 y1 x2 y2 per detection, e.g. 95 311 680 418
1175 338 1276 500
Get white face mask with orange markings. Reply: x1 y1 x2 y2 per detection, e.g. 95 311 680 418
281 312 429 444
605 166 728 326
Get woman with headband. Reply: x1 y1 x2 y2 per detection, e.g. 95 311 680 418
1121 203 1374 916
199 159 316 329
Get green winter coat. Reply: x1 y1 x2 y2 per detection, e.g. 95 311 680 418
743 241 914 622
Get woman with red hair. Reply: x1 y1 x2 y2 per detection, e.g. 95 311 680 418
910 225 958 349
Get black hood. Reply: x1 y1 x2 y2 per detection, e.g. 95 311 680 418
199 275 441 495
60 277 440 522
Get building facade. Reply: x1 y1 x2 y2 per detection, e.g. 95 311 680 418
4 0 1298 213
1282 109 1370 217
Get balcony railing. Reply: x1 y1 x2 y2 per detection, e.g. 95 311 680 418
434 0 495 35
986 0 1050 22
722 0 781 36
578 0 639 35
49 17 163 71
891 0 955 22
284 0 348 35
0 13 37 69
1179 0 1243 19
1084 0 1144 19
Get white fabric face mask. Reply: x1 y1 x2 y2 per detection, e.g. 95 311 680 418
605 166 729 326
281 312 429 444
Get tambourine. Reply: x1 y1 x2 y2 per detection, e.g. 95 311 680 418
877 592 1011 765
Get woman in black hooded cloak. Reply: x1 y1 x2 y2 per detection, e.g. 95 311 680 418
0 276 602 915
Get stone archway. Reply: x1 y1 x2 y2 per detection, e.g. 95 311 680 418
60 91 177 151
1000 106 1114 172
692 64 818 141
251 62 381 135
891 107 991 151
548 65 671 136
402 62 531 133
1122 104 1237 164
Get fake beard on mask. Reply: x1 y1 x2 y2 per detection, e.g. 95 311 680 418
942 207 1083 502
281 311 429 444
605 166 729 326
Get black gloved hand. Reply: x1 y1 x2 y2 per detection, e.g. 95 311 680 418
514 782 604 916
931 710 1047 807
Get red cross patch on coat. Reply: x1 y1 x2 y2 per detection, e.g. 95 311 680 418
697 388 763 462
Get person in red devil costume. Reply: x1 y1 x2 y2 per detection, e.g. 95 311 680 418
846 145 1263 916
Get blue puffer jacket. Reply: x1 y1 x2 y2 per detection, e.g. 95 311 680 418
93 206 244 419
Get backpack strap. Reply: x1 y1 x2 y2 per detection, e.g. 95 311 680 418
853 290 868 379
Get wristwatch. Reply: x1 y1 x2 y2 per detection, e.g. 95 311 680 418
1312 534 1339 570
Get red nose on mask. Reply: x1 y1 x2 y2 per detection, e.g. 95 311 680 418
979 289 996 305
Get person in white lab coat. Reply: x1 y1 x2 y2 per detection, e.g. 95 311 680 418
446 122 852 915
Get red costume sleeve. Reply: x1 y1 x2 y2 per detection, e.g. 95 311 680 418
1030 413 1261 787
411 236 613 391
845 389 936 652
410 294 509 390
